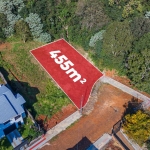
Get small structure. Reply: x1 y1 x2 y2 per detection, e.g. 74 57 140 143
0 84 26 139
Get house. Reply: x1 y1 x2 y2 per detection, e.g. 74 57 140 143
0 84 26 139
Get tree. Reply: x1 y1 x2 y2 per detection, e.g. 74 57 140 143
35 33 51 43
0 13 8 28
5 13 21 36
98 20 133 71
145 11 150 18
123 110 150 145
122 0 143 18
0 27 5 44
0 13 7 42
25 13 43 38
103 21 133 57
0 0 25 37
25 13 51 43
130 17 150 40
101 0 124 21
76 0 109 30
126 33 150 93
102 0 149 20
89 30 105 47
14 20 32 42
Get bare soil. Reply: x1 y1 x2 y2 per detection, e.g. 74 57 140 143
41 83 139 150
0 43 11 51
37 104 77 130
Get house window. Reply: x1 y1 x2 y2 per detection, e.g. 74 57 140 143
4 120 10 125
15 115 21 120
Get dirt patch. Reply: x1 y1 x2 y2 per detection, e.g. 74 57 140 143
0 43 11 51
37 104 77 130
41 84 139 150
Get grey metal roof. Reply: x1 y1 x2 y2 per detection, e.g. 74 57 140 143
0 85 26 123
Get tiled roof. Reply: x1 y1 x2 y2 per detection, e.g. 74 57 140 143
0 85 26 123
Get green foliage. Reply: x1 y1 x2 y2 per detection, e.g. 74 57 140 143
0 0 24 37
123 110 150 145
130 17 150 40
0 137 12 150
89 30 105 47
101 0 124 21
145 11 150 18
98 20 133 72
76 0 109 30
25 13 43 38
0 28 5 43
0 13 7 42
25 13 51 43
14 19 32 42
35 32 51 43
126 33 150 94
18 117 42 140
0 13 8 29
122 0 143 18
103 21 133 57
34 80 70 117
101 0 150 20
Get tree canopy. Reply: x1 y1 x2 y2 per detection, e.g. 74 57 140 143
123 110 150 145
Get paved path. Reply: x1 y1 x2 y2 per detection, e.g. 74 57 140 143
100 76 150 109
26 111 82 150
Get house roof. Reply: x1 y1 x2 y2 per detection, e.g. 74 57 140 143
0 85 26 123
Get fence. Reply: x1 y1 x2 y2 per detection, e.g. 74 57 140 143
112 120 122 134
25 108 36 124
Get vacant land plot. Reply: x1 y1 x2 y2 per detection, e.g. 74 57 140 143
41 83 139 150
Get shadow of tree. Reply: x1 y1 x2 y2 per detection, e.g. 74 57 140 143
0 67 39 117
67 136 94 150
122 97 142 120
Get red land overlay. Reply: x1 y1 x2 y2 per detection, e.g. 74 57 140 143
31 39 103 109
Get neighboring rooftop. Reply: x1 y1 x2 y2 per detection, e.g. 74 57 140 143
0 84 26 123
